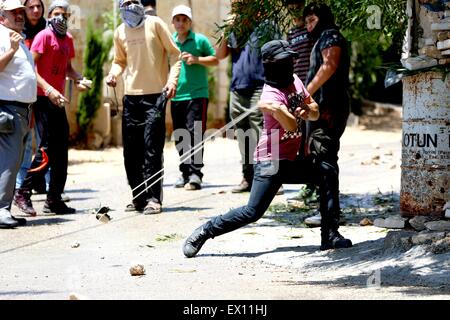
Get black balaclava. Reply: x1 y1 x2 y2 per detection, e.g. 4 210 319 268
263 56 295 89
23 0 47 40
303 2 336 41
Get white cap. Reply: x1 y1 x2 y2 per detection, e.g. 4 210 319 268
0 0 26 11
171 5 192 20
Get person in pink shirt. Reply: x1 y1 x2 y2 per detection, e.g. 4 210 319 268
15 0 88 215
182 40 352 258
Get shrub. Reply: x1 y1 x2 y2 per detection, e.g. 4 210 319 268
76 19 113 141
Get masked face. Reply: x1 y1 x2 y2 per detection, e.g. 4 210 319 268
48 14 67 37
120 2 145 28
263 57 295 89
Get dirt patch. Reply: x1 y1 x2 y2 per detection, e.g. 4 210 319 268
358 102 402 132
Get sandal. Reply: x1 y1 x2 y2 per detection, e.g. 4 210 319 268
143 201 162 215
125 203 145 213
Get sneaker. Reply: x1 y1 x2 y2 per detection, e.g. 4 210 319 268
231 179 251 193
304 212 346 227
143 201 162 215
183 225 210 258
0 215 19 229
43 201 76 215
320 230 352 251
185 174 202 191
13 190 36 216
174 176 189 188
304 212 322 227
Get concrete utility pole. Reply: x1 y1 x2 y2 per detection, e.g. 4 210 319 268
400 0 449 218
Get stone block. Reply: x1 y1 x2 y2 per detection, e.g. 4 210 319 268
437 31 450 41
431 21 450 31
383 231 416 252
403 56 438 70
411 231 446 245
409 216 432 231
384 216 407 229
430 236 450 254
437 39 450 50
441 49 450 55
425 220 450 231
439 58 450 64
374 218 386 228
418 46 443 59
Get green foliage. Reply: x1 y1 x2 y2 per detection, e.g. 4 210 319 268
324 0 407 108
216 0 408 107
102 7 121 34
216 0 291 46
76 19 113 140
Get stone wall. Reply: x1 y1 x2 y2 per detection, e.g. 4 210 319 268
41 0 231 143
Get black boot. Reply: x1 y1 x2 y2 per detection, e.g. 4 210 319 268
320 214 352 250
44 196 76 215
320 229 353 250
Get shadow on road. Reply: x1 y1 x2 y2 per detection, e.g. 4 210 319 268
199 245 318 258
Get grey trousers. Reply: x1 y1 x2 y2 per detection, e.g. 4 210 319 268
0 103 31 215
229 88 263 183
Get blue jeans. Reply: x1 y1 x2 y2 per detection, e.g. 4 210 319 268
204 157 341 239
15 127 49 190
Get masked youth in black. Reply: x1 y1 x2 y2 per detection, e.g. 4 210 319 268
263 57 295 89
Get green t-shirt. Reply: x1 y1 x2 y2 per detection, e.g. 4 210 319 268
172 30 216 101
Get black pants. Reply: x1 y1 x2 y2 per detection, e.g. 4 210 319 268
204 156 341 241
171 98 208 180
122 94 167 206
21 96 69 202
